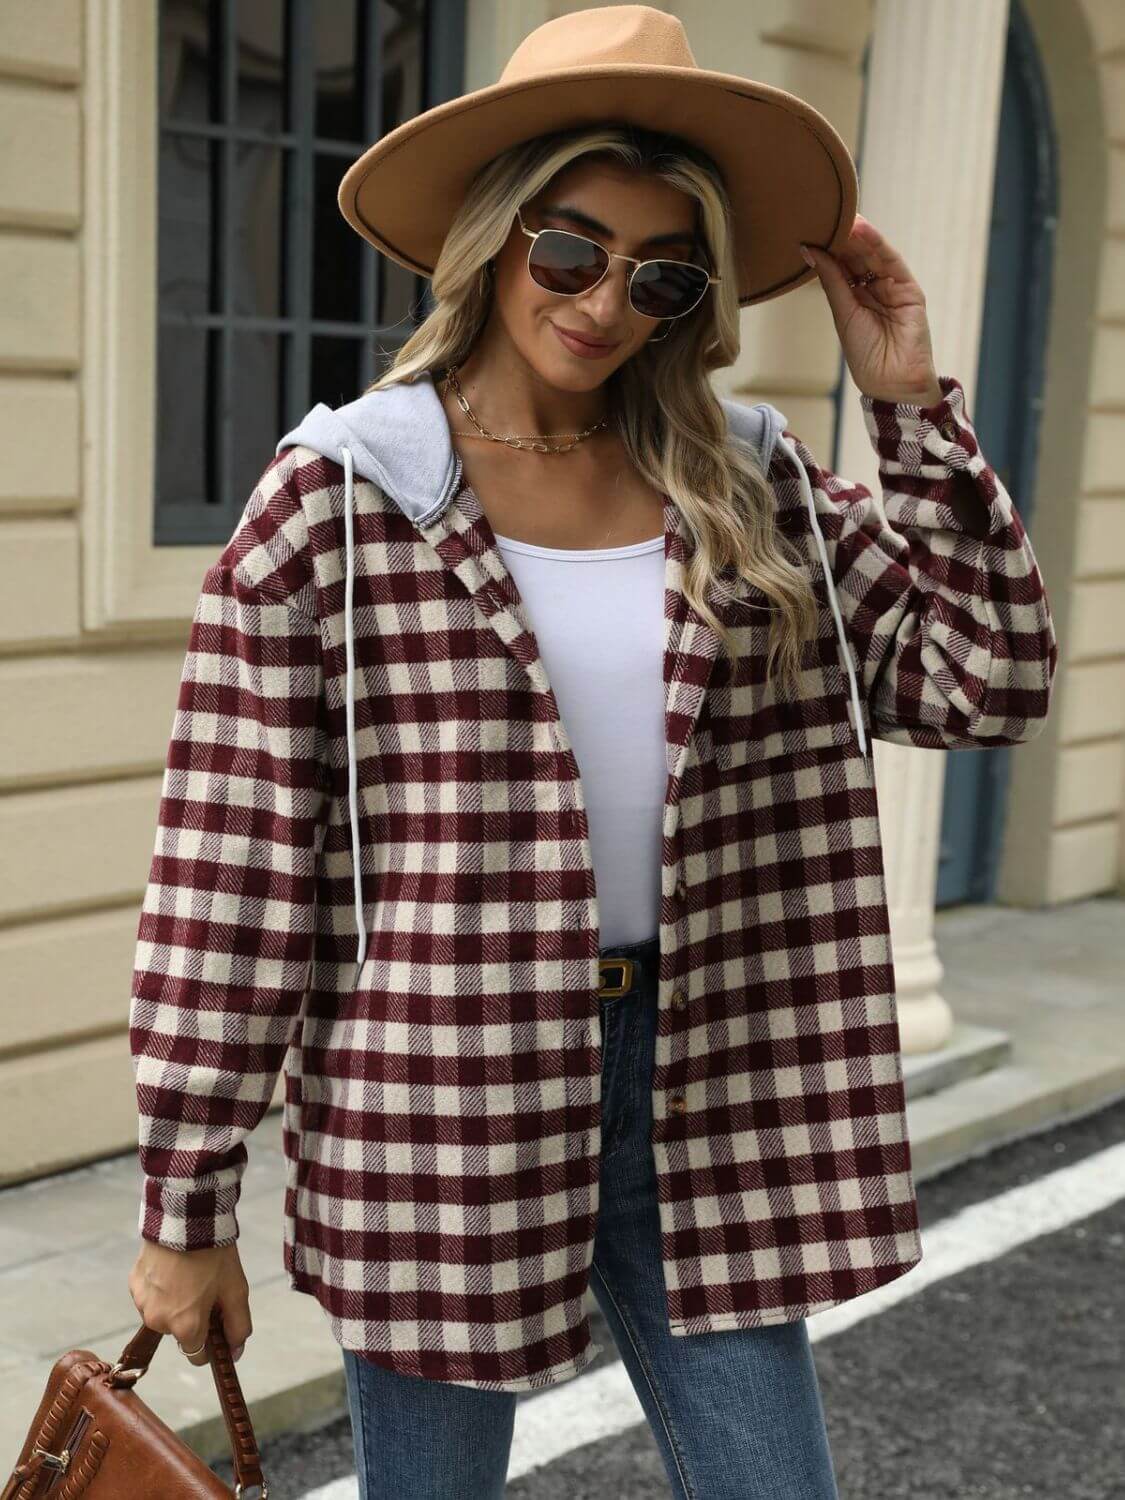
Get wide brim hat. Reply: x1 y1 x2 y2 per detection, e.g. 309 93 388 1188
337 4 858 308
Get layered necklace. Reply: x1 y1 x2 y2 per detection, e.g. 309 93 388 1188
438 363 610 454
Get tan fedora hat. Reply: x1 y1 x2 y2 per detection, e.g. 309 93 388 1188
337 4 857 308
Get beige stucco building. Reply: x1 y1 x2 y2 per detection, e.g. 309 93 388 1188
2 0 1122 1185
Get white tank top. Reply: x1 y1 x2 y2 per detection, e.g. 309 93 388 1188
492 529 666 948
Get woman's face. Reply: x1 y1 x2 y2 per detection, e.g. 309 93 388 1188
488 160 704 390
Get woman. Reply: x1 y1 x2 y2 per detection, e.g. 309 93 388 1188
127 7 1056 1498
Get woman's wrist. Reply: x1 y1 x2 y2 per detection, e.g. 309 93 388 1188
861 376 944 408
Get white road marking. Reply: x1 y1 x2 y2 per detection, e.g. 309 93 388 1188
803 1137 1125 1341
298 1139 1125 1496
298 1481 356 1500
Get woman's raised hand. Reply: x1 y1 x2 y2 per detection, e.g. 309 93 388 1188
799 212 943 407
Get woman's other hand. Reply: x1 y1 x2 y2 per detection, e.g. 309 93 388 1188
128 1240 252 1367
799 213 943 407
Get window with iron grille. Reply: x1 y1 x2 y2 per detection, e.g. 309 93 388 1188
155 0 466 545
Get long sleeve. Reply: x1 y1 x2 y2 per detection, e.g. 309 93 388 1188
777 373 1057 749
129 559 330 1250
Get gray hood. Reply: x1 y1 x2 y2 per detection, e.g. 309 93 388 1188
276 368 791 523
276 370 864 970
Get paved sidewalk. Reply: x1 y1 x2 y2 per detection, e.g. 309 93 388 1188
2 898 1122 1473
0 1126 338 1475
911 897 1125 1172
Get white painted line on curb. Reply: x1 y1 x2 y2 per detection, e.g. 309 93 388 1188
298 1139 1125 1497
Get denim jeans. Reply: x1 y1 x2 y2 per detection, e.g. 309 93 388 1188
341 934 840 1499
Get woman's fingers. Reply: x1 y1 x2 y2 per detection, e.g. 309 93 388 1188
799 242 858 328
219 1298 253 1364
843 214 918 287
175 1317 213 1366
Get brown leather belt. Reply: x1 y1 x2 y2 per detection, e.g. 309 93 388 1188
597 957 635 998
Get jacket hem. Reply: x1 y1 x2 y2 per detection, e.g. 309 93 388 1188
286 1266 606 1393
666 1249 925 1335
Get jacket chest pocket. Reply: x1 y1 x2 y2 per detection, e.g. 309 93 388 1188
702 633 858 776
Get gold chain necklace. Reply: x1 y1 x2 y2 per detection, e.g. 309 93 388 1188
439 363 610 453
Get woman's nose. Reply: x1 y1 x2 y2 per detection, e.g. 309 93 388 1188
579 258 635 321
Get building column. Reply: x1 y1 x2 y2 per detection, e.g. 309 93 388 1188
836 0 1011 1053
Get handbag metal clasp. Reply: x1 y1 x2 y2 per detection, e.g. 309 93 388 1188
31 1446 70 1472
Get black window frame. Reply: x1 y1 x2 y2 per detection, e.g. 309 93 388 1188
154 0 467 546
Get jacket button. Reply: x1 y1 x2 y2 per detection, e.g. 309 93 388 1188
671 989 687 1011
939 418 957 440
668 1093 687 1114
674 877 687 904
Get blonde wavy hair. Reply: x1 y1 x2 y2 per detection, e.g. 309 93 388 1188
364 124 818 683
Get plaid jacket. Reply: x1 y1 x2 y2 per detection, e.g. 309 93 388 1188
129 370 1056 1391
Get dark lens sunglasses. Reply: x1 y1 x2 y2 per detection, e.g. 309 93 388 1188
515 205 720 321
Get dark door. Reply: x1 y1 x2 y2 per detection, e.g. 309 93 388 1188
935 0 1057 906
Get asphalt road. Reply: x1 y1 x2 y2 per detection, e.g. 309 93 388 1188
212 1092 1125 1499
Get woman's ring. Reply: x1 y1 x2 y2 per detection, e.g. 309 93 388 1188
847 269 879 289
178 1339 208 1358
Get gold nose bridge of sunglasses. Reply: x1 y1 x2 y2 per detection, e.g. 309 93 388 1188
513 206 719 318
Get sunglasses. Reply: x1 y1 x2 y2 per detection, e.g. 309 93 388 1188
514 205 720 321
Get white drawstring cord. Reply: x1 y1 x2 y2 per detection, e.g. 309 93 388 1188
773 431 869 760
340 444 368 970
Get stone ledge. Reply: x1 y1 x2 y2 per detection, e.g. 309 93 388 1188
908 1059 1125 1183
901 1020 1012 1101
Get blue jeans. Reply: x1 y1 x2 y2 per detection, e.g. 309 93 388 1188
341 934 840 1499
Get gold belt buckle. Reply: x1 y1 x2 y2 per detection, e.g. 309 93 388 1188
598 957 635 998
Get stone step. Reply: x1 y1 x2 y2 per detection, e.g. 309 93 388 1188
908 1055 1125 1182
900 1020 1012 1101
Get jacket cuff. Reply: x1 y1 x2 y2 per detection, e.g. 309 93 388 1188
860 373 975 470
138 1177 241 1251
859 373 1015 543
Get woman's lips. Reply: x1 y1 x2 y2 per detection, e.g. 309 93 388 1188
551 323 620 358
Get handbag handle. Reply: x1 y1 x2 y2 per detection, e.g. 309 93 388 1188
108 1303 267 1498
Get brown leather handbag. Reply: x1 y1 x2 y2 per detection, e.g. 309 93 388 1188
3 1304 268 1497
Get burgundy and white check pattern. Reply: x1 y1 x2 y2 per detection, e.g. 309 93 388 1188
129 374 1055 1391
